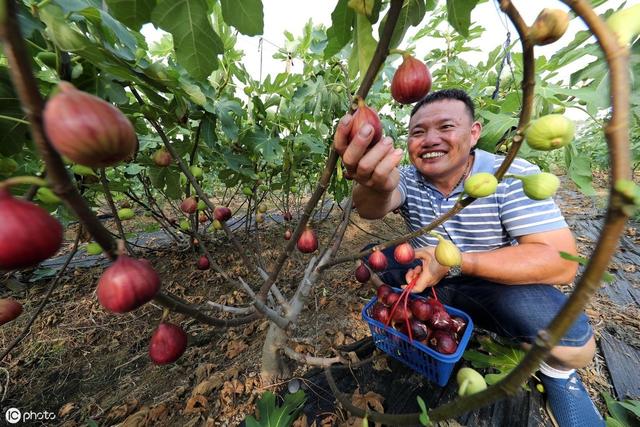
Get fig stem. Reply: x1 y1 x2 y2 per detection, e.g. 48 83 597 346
389 48 408 56
161 308 170 322
0 176 48 190
116 239 126 256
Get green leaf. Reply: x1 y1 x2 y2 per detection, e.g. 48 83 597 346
463 336 527 390
567 152 596 196
477 110 518 152
151 0 223 80
618 400 640 419
446 0 480 37
105 0 156 30
244 391 306 427
215 99 244 140
201 113 218 149
0 67 28 155
602 392 640 427
559 252 615 283
416 396 431 426
354 13 377 83
220 0 263 36
324 0 355 58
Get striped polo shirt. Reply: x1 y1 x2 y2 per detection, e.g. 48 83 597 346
397 149 567 252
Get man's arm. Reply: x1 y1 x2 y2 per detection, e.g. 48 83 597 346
461 228 578 285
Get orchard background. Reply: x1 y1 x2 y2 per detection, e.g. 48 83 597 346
0 0 638 425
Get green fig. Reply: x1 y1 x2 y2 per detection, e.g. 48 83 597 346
190 166 203 179
457 367 487 397
433 234 462 267
0 158 18 175
117 208 135 220
528 8 570 46
464 173 498 198
197 200 207 211
511 173 560 200
179 219 190 231
86 242 103 255
606 4 640 48
525 115 575 151
71 164 98 177
36 187 61 205
242 187 253 197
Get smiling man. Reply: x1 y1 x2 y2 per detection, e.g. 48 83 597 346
333 89 603 427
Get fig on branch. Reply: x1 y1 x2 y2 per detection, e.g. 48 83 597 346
284 229 292 240
464 173 498 198
391 54 432 104
180 197 197 214
393 242 415 264
355 262 371 283
348 99 383 147
210 219 222 231
0 298 23 325
117 208 135 220
196 255 210 270
606 4 640 48
179 219 191 231
368 250 388 272
86 242 103 255
43 82 138 168
525 114 575 151
96 254 161 313
152 148 172 167
190 166 203 180
0 188 63 270
511 172 560 200
197 200 207 211
433 234 462 267
527 9 570 46
297 228 318 253
36 187 61 205
149 322 188 365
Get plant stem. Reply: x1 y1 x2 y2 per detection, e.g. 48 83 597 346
0 175 48 189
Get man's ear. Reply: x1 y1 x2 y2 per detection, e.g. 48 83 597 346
470 121 482 148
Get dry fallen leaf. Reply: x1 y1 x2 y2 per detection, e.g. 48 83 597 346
58 402 77 418
105 398 140 423
225 339 248 359
184 395 208 414
192 373 225 397
293 413 309 427
121 406 150 427
195 363 218 383
372 356 391 372
345 387 384 427
147 404 169 424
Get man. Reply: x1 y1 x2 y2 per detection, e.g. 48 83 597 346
333 89 603 427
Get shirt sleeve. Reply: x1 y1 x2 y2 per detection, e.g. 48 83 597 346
497 162 568 237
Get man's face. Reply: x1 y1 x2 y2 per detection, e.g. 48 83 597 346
407 99 482 181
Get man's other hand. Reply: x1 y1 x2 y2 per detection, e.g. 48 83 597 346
333 114 403 193
404 246 449 293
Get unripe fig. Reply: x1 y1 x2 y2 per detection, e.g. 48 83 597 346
434 236 462 267
348 99 383 147
190 165 203 179
606 4 640 48
117 208 135 220
457 367 487 396
152 148 172 167
464 173 498 198
36 187 61 205
391 54 432 104
214 207 232 222
71 164 98 177
86 242 103 255
96 255 161 313
512 172 560 200
196 255 210 270
0 158 18 176
43 82 137 167
525 114 575 151
211 219 222 231
0 188 63 270
197 200 207 211
255 213 265 224
528 9 570 46
179 219 190 231
368 250 388 272
149 322 188 365
355 262 371 283
297 228 318 253
393 242 415 264
257 204 267 213
284 229 292 240
0 298 23 325
283 211 293 221
242 187 253 197
180 197 197 214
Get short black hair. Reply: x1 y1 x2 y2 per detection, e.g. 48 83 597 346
410 88 475 121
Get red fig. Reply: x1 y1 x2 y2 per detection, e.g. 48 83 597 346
0 298 23 325
368 250 388 272
429 309 452 330
0 188 63 270
284 229 292 240
393 242 415 264
385 291 400 307
198 212 208 224
96 255 161 313
43 81 137 167
152 148 172 167
409 298 433 322
283 211 293 221
397 319 431 341
180 197 197 214
371 303 390 324
149 322 187 365
430 330 458 354
391 54 432 104
376 284 393 304
296 228 318 253
391 305 413 323
196 255 210 270
348 99 383 146
355 263 370 283
214 206 232 222
450 315 467 336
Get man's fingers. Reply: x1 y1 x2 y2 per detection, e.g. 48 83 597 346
356 138 395 181
333 115 353 155
341 123 375 173
370 146 404 189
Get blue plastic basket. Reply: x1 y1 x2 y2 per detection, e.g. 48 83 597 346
362 293 474 386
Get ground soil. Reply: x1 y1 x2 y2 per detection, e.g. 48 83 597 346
0 173 637 426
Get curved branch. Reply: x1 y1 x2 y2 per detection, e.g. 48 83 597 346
283 347 346 367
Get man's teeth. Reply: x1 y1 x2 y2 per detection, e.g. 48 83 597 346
421 152 445 159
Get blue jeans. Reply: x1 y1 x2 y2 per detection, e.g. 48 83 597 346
362 244 593 347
